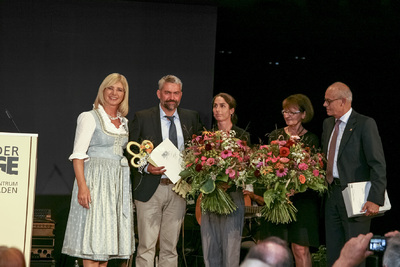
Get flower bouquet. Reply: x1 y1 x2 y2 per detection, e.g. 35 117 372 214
179 130 251 215
248 137 327 224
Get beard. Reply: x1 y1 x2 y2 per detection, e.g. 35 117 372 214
162 100 179 111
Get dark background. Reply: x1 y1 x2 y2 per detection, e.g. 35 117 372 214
0 0 217 194
210 0 399 238
1 0 399 265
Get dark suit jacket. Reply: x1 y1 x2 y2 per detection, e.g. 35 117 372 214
321 110 386 206
129 105 204 202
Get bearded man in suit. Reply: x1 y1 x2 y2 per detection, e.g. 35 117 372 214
129 75 204 267
322 82 387 267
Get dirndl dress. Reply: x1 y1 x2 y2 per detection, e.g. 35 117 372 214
62 108 134 261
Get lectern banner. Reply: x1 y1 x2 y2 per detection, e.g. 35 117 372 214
0 132 38 265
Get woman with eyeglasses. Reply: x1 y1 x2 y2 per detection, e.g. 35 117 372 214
260 94 320 267
270 94 319 147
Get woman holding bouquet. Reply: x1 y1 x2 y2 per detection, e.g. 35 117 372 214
200 92 251 267
261 94 320 267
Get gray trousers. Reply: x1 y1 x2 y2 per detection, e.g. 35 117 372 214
200 190 245 267
135 184 186 267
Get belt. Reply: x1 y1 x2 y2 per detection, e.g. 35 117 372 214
331 178 341 186
160 178 174 185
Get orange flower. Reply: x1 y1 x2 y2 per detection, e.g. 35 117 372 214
299 174 306 184
275 162 284 169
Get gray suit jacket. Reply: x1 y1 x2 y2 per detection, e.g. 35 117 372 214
321 110 386 206
128 105 204 202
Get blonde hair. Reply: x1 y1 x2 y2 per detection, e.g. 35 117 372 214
94 73 129 116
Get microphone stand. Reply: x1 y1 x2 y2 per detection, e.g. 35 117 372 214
5 109 21 133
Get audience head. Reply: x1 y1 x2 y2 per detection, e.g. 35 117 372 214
242 236 294 267
383 233 400 267
323 81 352 119
282 94 314 123
212 92 237 125
94 73 129 116
0 246 26 267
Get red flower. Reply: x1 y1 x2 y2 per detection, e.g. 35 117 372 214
254 170 261 177
205 144 212 151
285 139 295 148
279 147 290 157
195 164 203 172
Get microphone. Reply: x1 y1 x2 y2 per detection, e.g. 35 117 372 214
5 108 21 133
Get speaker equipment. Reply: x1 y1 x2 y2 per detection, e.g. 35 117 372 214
32 219 55 237
32 237 55 248
31 209 56 265
30 259 56 267
31 248 54 259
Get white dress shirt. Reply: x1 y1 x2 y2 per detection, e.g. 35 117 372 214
328 108 352 179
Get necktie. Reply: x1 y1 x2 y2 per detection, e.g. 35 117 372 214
326 119 341 184
166 116 178 148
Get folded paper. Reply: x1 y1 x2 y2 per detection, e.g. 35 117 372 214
342 181 391 218
149 138 182 184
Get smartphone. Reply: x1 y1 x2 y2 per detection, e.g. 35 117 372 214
369 236 387 252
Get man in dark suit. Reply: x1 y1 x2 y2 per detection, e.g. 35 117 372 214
129 75 204 267
321 82 387 266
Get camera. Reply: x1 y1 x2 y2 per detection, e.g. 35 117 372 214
369 236 387 252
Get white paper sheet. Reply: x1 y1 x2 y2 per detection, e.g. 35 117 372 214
342 181 391 218
148 138 183 184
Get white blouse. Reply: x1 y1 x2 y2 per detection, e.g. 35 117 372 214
69 105 128 161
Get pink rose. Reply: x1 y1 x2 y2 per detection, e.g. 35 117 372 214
279 157 290 163
206 158 215 166
225 168 236 179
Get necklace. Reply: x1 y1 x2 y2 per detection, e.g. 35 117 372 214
297 125 305 136
107 112 121 120
286 125 305 136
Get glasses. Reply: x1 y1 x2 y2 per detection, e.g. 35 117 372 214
324 98 341 105
281 110 301 116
